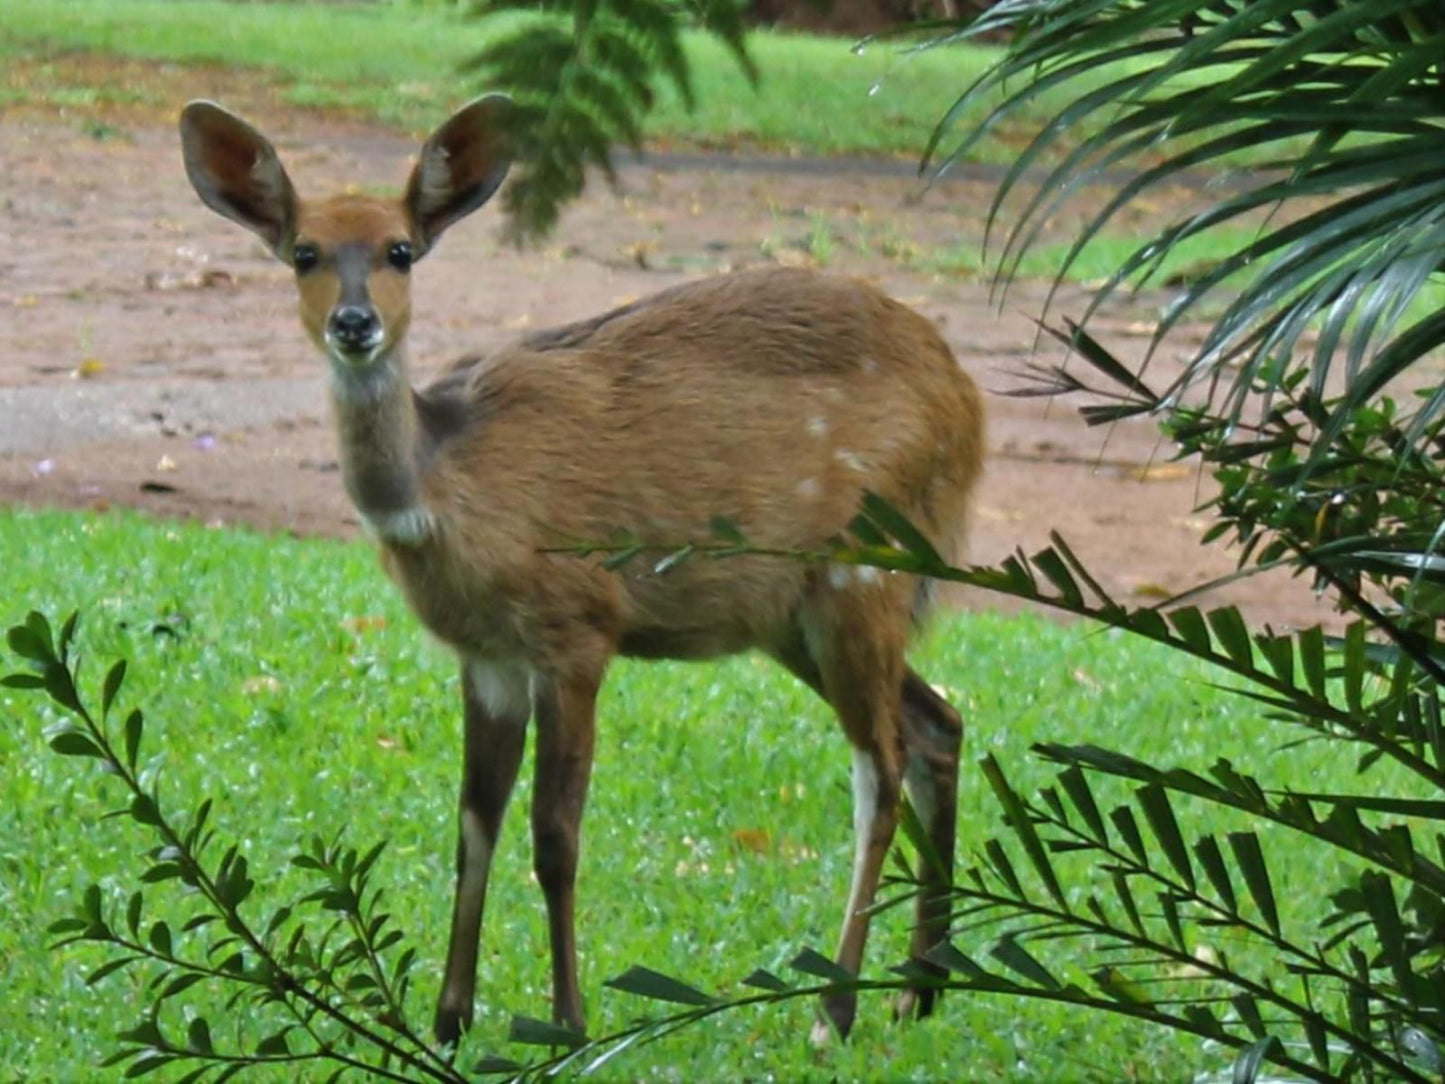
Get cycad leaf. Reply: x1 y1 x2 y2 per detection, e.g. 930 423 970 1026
604 965 714 1006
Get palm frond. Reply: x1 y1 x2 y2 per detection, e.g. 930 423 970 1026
929 0 1445 457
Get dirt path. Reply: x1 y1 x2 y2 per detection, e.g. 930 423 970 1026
0 65 1337 631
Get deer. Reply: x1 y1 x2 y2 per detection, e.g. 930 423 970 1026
177 95 985 1047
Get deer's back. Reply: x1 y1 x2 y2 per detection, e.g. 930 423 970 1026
398 269 983 663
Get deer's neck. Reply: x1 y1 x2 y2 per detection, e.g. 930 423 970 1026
330 355 435 547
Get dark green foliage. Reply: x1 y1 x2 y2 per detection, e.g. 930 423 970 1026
461 0 756 242
917 0 1445 464
7 615 468 1081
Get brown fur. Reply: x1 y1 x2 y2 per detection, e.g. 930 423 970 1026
390 268 982 671
178 96 984 1045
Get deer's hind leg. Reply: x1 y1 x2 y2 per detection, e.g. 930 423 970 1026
895 668 962 1019
770 625 960 1032
773 591 908 1042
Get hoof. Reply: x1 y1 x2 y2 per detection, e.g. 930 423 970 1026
811 994 856 1047
434 1005 471 1049
892 985 938 1022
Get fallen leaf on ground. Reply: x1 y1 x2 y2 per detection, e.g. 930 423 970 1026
731 828 772 855
1131 463 1192 482
341 615 388 633
1132 582 1173 600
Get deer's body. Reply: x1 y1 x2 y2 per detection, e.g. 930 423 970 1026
179 97 983 1047
365 269 978 670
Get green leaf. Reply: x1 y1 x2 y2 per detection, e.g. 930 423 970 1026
858 492 943 567
43 661 83 714
1063 768 1103 844
1231 994 1267 1040
924 940 988 980
160 973 205 1000
123 710 143 772
602 544 643 571
102 659 127 718
471 1055 525 1075
788 947 855 985
1111 871 1144 936
116 1018 163 1046
11 611 55 662
709 516 745 544
604 965 714 1005
130 794 162 827
0 672 45 689
186 1017 213 1055
1340 620 1367 714
989 936 1059 990
651 545 694 576
126 892 143 939
148 921 172 957
1193 834 1237 912
507 1015 587 1048
1109 806 1148 866
57 611 79 657
87 957 139 985
48 728 103 759
82 884 103 924
1206 607 1253 668
980 753 1067 909
1158 890 1186 952
1136 783 1194 890
255 1029 292 1057
140 863 183 884
1299 626 1327 698
125 1056 176 1079
1228 831 1280 936
740 968 789 992
1091 965 1149 1005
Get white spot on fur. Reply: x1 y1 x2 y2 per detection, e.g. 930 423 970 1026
808 416 829 439
796 478 820 499
834 449 866 472
362 505 435 547
466 659 533 720
827 564 882 591
860 357 879 375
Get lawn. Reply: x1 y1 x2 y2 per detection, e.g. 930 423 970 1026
8 0 1249 164
0 507 1407 1080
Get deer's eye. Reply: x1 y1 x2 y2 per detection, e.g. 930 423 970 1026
292 244 320 274
387 241 414 273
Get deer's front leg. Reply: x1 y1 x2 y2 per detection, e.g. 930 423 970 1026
435 659 532 1045
530 669 601 1035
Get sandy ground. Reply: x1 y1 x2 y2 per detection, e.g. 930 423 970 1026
0 63 1338 631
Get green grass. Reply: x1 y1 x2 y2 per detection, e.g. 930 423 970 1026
4 0 1206 163
0 506 1417 1080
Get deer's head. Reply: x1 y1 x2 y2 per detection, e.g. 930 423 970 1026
179 97 511 372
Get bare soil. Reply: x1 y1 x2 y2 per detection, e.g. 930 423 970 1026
0 57 1337 630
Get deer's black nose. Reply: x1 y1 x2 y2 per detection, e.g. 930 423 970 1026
329 305 380 348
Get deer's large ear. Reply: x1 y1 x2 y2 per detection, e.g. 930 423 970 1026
405 95 513 256
179 100 298 261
